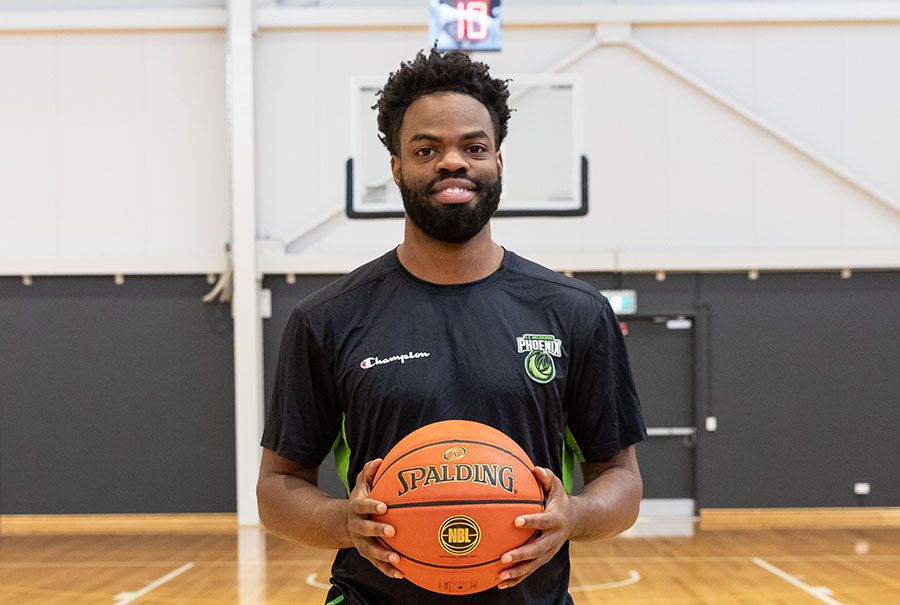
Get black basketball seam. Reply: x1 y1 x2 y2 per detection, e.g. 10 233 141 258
387 499 545 509
372 438 535 490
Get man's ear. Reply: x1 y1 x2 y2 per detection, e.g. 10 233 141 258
497 150 503 178
390 154 401 187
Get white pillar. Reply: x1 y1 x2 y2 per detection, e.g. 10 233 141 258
228 0 263 527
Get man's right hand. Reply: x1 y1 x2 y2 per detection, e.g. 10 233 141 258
347 458 405 580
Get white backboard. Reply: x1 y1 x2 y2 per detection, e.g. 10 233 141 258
348 74 587 218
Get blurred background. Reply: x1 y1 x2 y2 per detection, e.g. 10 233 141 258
1 0 898 529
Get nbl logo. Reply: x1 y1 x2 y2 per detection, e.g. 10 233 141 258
439 515 481 555
516 334 562 384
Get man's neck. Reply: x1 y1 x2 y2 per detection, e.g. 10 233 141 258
396 219 504 285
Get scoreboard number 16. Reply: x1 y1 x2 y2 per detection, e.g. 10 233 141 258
429 0 501 52
456 1 489 41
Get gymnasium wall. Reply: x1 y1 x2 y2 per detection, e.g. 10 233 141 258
0 30 228 263
579 270 900 509
0 276 235 514
258 13 900 265
1 3 899 515
1 268 895 514
2 4 899 268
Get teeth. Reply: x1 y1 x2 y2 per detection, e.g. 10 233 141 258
445 188 467 193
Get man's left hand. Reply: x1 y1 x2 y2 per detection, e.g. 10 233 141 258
496 466 576 590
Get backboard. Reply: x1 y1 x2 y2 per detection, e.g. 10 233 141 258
347 74 587 218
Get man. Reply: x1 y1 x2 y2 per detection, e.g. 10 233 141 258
257 50 646 605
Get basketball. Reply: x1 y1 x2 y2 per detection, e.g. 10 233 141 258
369 420 545 595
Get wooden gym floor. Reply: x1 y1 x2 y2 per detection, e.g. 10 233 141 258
1 517 899 604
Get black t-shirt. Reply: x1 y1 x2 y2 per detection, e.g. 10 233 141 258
262 248 645 605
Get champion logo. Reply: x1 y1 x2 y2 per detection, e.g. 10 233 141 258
360 351 431 369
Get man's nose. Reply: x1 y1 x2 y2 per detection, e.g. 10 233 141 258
436 149 469 173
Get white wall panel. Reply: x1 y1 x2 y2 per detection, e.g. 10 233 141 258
8 8 898 271
256 29 424 250
56 34 145 256
666 65 757 250
580 46 670 251
843 24 900 199
255 31 321 242
144 32 228 254
475 26 596 76
0 36 57 257
633 22 900 251
634 25 758 108
755 25 845 161
755 141 844 249
0 31 228 263
840 184 900 247
0 1 224 7
287 215 401 255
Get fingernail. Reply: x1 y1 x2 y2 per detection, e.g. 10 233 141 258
499 572 510 581
384 526 395 537
501 555 512 563
389 554 398 564
498 583 507 590
515 517 525 527
376 503 387 514
393 572 403 579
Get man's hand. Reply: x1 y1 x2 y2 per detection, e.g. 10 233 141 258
495 447 643 590
496 467 574 590
347 458 405 580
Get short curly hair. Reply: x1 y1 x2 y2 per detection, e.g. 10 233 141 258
374 49 511 156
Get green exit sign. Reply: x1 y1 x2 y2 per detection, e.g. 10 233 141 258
600 290 637 315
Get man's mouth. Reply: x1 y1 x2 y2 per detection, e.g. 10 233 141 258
431 179 476 204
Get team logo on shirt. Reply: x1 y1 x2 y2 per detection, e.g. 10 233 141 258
516 334 562 384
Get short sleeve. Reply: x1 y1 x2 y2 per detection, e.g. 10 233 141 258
564 298 646 462
260 307 343 467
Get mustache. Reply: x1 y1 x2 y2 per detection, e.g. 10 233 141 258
426 171 486 191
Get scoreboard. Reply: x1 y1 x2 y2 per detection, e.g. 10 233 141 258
429 0 502 52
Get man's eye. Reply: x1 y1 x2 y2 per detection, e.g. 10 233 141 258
467 145 487 154
415 148 434 157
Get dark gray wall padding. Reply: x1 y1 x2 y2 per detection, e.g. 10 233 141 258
0 276 235 514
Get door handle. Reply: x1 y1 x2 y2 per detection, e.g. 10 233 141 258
646 427 696 437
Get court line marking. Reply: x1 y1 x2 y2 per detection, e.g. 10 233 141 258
752 557 851 605
113 562 195 605
570 570 641 592
306 573 333 590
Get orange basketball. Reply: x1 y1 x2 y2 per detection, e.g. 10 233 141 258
369 420 545 595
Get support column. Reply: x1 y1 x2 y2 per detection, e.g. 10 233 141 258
227 0 263 527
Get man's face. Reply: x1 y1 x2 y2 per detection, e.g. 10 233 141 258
391 92 504 244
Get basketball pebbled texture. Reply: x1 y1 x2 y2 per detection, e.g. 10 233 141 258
369 420 545 595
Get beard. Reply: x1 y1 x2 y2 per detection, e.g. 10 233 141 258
399 170 502 244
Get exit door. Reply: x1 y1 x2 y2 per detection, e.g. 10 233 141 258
622 316 696 511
